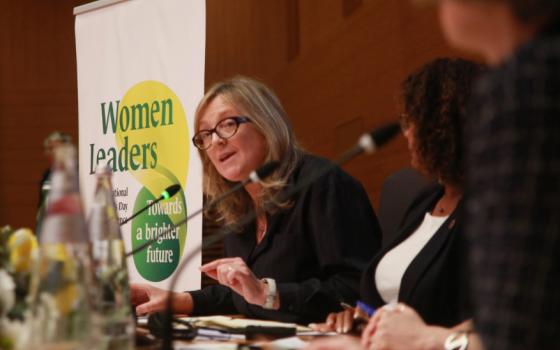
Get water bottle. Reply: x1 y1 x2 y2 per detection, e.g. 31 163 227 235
30 144 95 350
35 175 51 240
88 164 135 350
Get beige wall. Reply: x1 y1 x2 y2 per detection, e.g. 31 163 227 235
0 0 463 230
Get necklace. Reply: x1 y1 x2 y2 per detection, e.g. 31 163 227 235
256 217 267 243
434 186 462 216
433 198 449 215
434 195 457 215
433 203 448 215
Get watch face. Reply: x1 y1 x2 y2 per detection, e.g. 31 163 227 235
444 332 468 350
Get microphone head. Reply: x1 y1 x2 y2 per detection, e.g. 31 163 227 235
249 161 280 183
360 122 401 154
161 184 182 200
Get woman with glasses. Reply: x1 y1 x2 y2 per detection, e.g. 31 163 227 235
131 76 381 324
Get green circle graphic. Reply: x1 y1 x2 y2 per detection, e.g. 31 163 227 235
132 187 187 281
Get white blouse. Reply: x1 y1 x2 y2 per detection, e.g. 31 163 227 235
375 212 449 304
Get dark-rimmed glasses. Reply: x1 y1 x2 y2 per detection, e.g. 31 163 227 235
192 116 250 150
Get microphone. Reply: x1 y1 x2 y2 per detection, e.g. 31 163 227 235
163 184 182 199
120 184 182 226
124 161 280 257
215 160 280 203
249 161 280 183
334 121 401 165
159 122 401 349
361 122 402 153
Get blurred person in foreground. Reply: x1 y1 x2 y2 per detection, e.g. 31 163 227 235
130 76 381 324
437 0 560 349
308 57 484 350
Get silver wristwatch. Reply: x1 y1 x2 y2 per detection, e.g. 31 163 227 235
444 331 469 350
261 278 277 309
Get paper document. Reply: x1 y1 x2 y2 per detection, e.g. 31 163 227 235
195 328 245 341
174 343 238 350
179 315 312 332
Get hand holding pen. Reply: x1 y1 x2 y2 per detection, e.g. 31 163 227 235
309 301 375 335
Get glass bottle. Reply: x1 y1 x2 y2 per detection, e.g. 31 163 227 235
30 144 95 350
35 174 51 240
88 164 134 350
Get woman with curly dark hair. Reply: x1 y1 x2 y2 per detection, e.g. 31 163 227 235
399 57 479 188
308 58 483 342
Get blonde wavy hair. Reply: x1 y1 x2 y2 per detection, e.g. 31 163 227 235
194 76 302 226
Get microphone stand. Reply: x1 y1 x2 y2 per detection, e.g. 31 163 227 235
125 162 279 257
120 184 182 226
125 180 247 257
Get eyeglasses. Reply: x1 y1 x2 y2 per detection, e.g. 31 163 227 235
192 116 250 150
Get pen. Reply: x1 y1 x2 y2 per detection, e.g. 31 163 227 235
336 301 375 334
340 301 375 317
356 301 375 317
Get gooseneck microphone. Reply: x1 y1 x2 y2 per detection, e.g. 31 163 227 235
159 122 401 349
337 121 402 161
120 184 182 226
125 161 280 257
212 160 280 204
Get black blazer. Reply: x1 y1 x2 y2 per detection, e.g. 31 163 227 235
190 154 382 324
361 184 471 327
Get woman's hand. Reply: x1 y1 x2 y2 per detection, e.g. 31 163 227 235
200 257 274 308
309 309 355 333
361 303 445 350
130 283 193 315
305 335 364 350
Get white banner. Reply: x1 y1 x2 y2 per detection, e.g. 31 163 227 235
75 0 205 291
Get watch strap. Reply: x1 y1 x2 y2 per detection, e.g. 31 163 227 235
444 331 469 350
262 278 277 309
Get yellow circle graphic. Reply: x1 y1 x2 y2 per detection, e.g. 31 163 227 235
117 81 190 273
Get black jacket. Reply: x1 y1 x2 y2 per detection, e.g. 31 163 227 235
361 184 471 327
190 154 381 324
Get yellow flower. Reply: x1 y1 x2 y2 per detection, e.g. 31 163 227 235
55 283 78 316
8 228 38 273
41 243 77 280
43 242 70 262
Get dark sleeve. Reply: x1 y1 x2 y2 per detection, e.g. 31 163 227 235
242 168 382 324
189 285 238 316
465 67 560 349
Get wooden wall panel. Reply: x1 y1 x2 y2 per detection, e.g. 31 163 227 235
269 1 458 206
205 0 292 87
298 0 347 57
0 0 89 229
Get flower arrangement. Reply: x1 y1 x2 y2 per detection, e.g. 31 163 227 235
0 226 38 350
